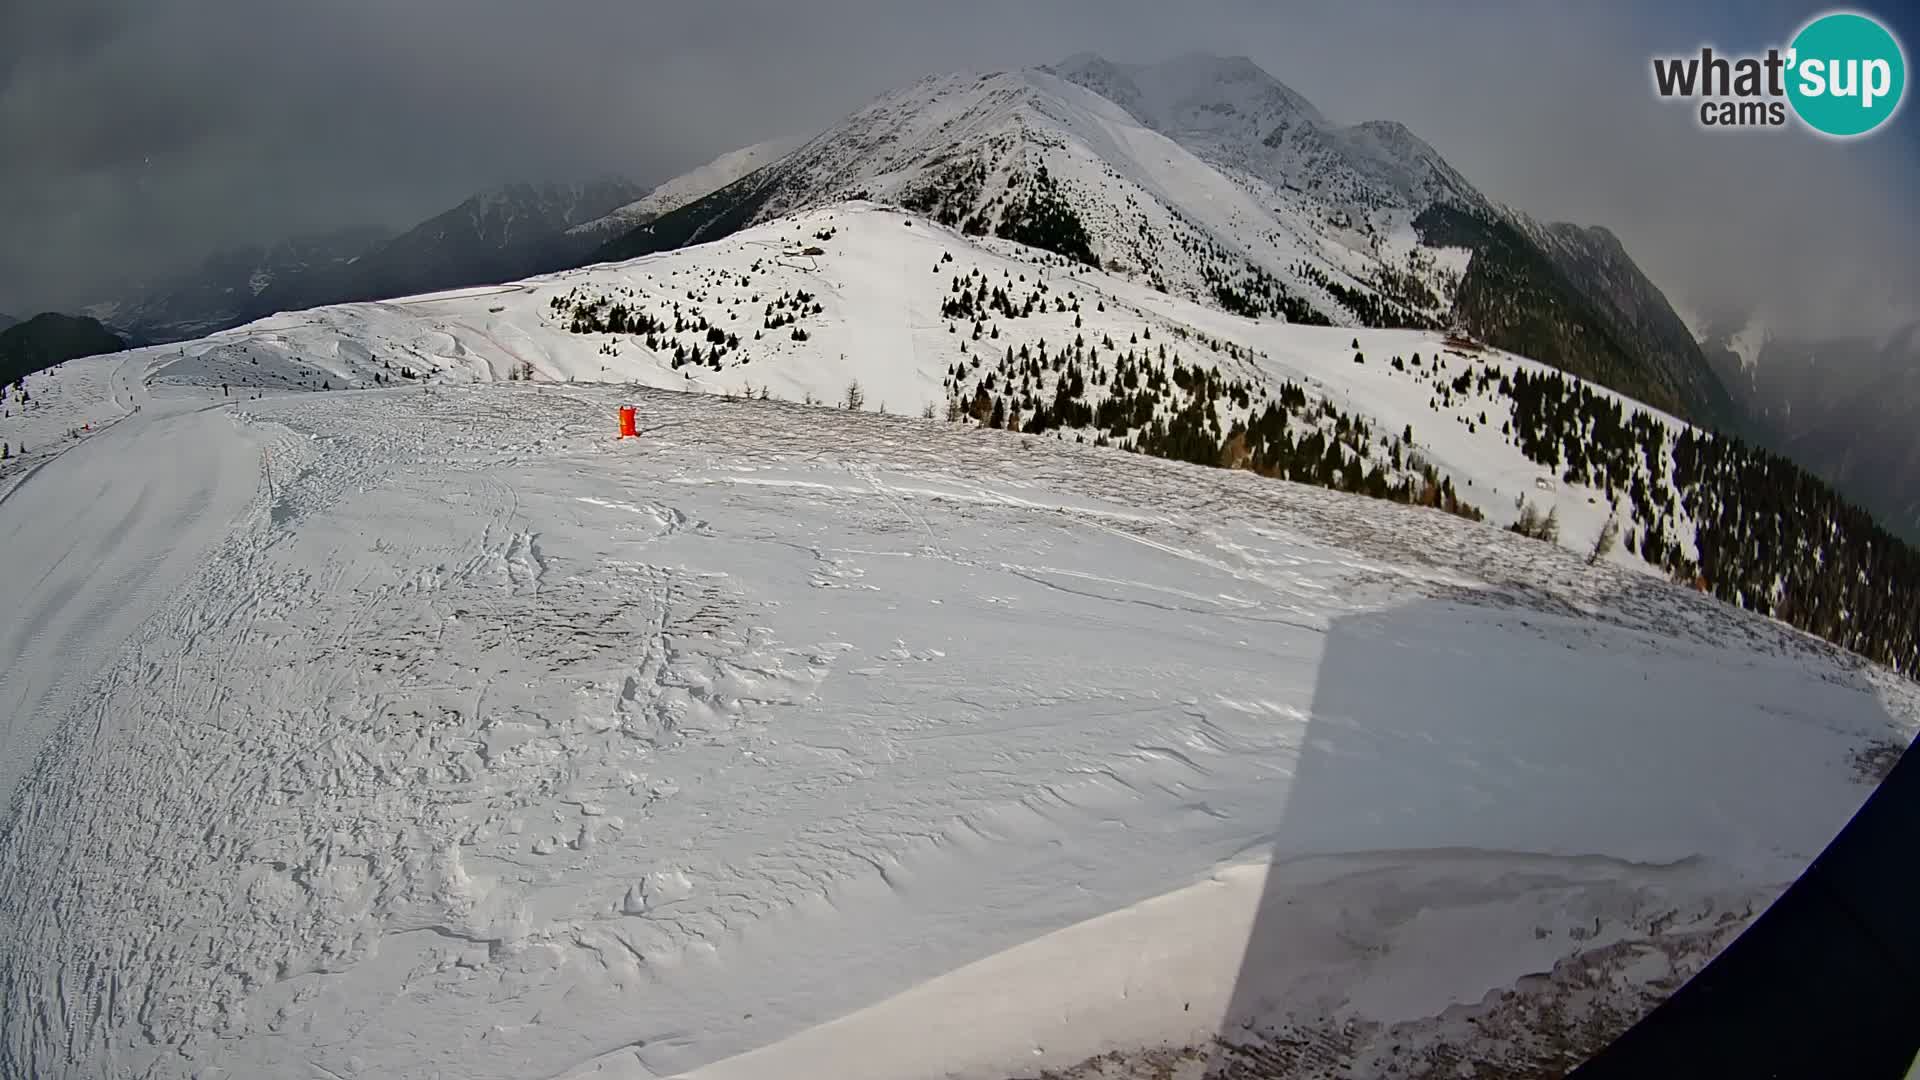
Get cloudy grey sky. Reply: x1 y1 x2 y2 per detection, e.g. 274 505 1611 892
3 0 1915 338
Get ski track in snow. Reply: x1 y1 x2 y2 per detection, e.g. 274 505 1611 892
0 366 261 807
0 381 1914 1080
0 351 149 506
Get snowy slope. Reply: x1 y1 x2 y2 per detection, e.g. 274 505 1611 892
138 203 1696 571
0 350 145 500
1 371 1913 1080
570 138 807 240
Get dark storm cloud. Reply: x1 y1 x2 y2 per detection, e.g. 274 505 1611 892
3 0 1914 340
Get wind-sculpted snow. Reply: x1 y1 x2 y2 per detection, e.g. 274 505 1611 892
0 381 1913 1078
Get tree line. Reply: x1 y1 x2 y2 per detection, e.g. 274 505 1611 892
1499 366 1918 675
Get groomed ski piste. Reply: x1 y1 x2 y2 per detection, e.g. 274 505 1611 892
2 204 1916 1079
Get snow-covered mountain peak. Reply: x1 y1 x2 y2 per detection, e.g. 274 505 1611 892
1042 51 1482 216
583 53 1726 424
598 61 1470 331
1044 52 1327 139
1323 120 1485 214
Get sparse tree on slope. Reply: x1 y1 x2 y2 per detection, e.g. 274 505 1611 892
1588 512 1621 566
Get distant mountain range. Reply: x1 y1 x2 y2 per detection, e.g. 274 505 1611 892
90 181 645 346
0 313 17 332
265 178 646 312
88 226 392 345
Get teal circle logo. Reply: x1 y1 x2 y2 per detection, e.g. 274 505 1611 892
1787 11 1907 137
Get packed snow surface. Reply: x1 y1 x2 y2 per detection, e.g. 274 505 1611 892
1 361 1914 1078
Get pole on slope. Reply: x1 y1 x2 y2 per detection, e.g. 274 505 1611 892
618 406 638 438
